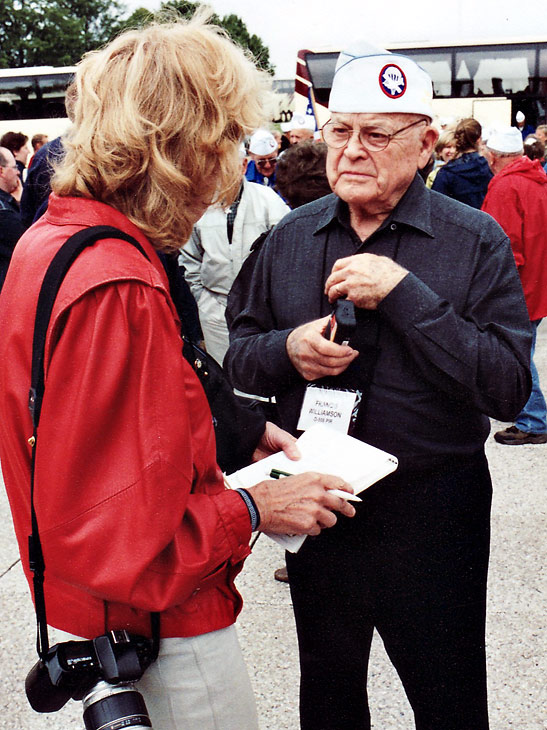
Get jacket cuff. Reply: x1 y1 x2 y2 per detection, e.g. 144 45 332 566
266 328 303 388
211 489 253 563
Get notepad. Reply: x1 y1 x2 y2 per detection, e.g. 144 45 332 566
225 424 398 552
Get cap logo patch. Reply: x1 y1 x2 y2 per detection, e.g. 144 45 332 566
379 64 406 98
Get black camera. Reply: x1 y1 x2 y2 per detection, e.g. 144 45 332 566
25 629 155 729
324 298 357 346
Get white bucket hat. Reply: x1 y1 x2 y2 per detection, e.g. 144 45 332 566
280 113 316 133
248 130 277 156
329 41 434 119
486 127 524 154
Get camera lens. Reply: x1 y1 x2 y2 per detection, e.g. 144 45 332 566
82 681 152 730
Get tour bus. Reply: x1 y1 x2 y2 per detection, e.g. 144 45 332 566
294 38 547 133
0 66 74 142
0 65 294 140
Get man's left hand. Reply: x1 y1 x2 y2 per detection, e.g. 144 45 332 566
252 421 301 463
325 253 408 309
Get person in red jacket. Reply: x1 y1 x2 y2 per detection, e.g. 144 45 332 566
482 127 547 444
0 17 355 730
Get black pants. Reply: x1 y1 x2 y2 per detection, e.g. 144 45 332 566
286 452 492 730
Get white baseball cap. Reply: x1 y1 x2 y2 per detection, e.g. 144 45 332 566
329 41 434 119
280 113 316 133
248 130 277 156
515 111 525 123
486 127 524 154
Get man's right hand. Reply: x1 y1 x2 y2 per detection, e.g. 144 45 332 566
248 472 356 536
286 316 359 381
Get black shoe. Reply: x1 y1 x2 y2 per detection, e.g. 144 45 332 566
274 566 289 583
494 425 547 445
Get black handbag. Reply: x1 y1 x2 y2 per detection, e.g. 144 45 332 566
31 225 265 475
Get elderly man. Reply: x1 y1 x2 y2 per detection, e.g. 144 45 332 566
225 43 531 730
245 129 279 188
0 147 24 290
482 127 547 445
284 112 316 145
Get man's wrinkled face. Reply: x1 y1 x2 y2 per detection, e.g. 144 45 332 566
250 152 278 178
326 112 434 216
288 128 314 145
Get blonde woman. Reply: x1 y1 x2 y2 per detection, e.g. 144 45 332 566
0 17 355 730
426 129 456 188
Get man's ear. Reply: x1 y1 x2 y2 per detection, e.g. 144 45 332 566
418 126 439 169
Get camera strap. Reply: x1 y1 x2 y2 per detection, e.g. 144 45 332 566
28 225 160 661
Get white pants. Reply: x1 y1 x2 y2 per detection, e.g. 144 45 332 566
136 625 259 730
55 624 258 730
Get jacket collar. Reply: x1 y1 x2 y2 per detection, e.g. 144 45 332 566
45 194 165 267
494 155 547 184
313 174 435 239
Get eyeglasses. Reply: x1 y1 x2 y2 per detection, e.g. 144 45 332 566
321 118 428 152
0 163 18 171
255 157 278 169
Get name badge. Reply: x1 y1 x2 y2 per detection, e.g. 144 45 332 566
297 386 358 434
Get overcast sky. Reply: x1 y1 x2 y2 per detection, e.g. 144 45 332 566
126 0 547 78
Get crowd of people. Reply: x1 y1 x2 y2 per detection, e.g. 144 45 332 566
0 17 545 730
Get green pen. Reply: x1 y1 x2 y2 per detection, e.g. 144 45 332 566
269 468 362 501
269 468 293 479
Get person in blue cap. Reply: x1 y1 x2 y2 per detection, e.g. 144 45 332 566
225 41 532 730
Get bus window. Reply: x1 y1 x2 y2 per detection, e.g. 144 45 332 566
396 49 453 98
0 71 73 121
455 46 535 96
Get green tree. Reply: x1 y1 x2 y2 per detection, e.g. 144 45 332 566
116 1 275 74
0 0 274 74
0 0 124 68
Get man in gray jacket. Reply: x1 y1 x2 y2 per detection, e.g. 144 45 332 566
225 42 531 730
181 145 289 363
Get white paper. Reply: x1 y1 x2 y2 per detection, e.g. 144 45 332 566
225 424 398 552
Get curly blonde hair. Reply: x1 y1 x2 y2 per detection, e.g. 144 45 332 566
53 14 270 252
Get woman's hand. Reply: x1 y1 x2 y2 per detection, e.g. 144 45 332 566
252 421 301 462
248 472 356 536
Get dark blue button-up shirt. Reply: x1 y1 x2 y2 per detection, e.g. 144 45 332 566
225 174 531 470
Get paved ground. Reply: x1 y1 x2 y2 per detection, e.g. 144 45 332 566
1 327 545 729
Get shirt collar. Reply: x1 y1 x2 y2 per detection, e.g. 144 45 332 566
314 174 435 239
0 187 15 202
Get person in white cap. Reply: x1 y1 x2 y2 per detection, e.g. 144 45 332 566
482 127 547 445
285 112 316 145
515 110 535 139
225 40 532 730
245 129 280 189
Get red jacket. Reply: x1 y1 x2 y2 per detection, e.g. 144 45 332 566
482 156 547 320
0 195 252 640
